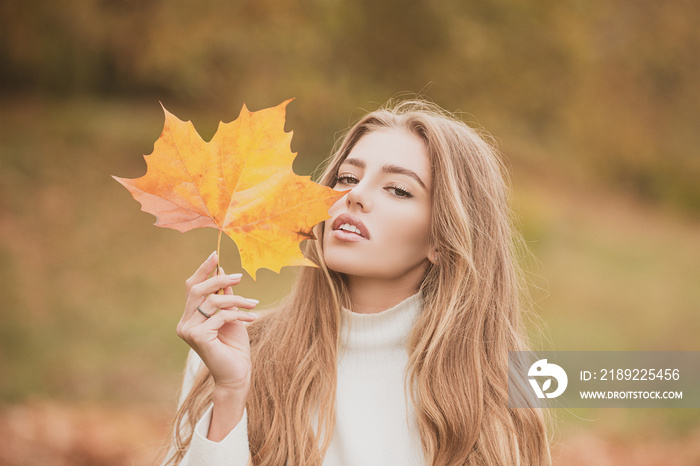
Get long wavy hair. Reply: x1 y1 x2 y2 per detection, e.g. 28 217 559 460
161 98 551 465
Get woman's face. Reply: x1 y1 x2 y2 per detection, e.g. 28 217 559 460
323 127 434 280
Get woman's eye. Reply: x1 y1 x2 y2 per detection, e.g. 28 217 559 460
336 174 359 185
386 185 413 198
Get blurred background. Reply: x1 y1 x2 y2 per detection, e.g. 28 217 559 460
0 0 698 464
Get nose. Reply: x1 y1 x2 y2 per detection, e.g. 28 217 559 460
345 182 371 211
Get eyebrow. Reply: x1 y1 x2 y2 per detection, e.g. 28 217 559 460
340 158 428 190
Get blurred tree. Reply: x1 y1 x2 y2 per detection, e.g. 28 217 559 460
0 0 698 212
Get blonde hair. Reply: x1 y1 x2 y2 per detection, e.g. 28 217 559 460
161 99 552 465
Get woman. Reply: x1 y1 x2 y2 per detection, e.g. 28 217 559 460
162 99 552 465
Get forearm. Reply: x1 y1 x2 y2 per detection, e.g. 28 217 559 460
208 386 248 442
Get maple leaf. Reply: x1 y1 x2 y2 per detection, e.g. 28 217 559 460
113 99 346 279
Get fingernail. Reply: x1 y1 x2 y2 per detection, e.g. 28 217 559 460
249 313 259 318
208 251 217 261
228 273 243 280
245 298 259 304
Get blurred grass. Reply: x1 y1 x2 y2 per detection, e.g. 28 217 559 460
513 170 700 353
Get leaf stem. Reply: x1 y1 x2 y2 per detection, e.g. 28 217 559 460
216 228 222 274
216 228 224 295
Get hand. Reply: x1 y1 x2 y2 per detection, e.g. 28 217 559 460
176 251 259 395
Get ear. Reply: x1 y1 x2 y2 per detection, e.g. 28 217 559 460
427 248 439 265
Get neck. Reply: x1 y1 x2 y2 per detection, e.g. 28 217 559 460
346 265 428 314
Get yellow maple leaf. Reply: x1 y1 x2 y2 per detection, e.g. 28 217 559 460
113 99 346 279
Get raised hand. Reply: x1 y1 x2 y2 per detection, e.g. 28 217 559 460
177 251 259 394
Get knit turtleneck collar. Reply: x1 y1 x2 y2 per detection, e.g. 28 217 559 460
338 292 423 377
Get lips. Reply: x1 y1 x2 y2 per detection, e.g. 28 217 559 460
331 213 370 239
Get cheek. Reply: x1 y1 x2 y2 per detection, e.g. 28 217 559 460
378 205 432 252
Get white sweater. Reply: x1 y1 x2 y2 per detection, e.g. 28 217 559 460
176 292 426 465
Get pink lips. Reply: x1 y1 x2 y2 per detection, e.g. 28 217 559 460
331 213 370 240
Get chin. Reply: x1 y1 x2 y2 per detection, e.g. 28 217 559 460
323 252 364 276
324 255 403 280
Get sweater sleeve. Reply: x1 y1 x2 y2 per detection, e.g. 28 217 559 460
174 349 252 466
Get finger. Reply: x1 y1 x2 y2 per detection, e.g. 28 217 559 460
188 273 243 302
189 309 258 345
192 297 256 322
187 293 258 326
183 273 243 321
205 308 259 329
204 294 259 312
181 309 257 347
218 268 235 296
185 251 219 293
214 267 227 295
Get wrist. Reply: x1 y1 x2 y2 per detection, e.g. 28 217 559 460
212 383 249 406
